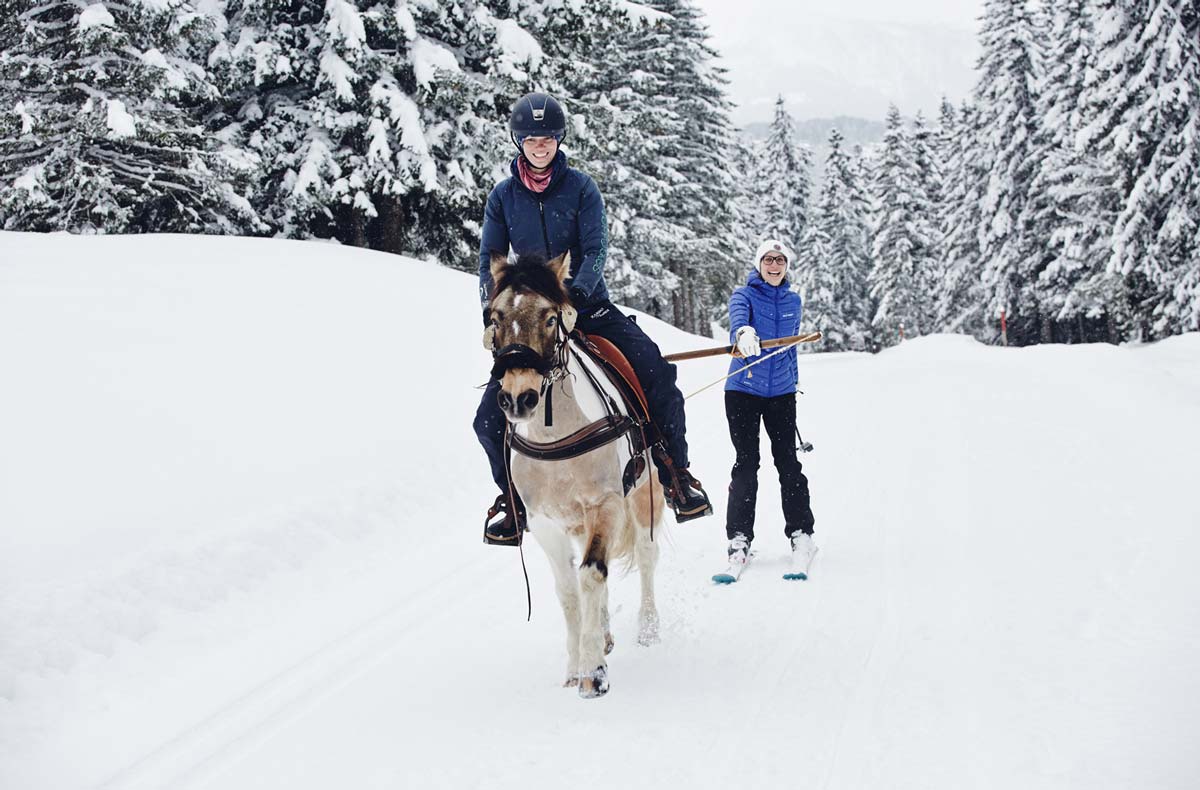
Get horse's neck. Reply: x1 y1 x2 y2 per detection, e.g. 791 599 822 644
518 346 614 443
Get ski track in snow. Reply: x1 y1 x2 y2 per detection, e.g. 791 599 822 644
97 549 491 790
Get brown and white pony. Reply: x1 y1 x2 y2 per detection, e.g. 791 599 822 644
485 252 664 699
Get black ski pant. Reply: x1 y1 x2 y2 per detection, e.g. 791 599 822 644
475 300 690 494
724 390 815 543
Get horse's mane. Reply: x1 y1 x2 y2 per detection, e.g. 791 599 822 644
491 255 569 306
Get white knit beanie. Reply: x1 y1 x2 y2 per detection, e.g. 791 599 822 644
754 239 794 273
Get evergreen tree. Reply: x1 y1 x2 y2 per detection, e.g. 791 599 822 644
868 105 936 345
216 0 528 264
1021 0 1123 342
1077 0 1200 337
930 98 960 308
716 133 763 328
758 95 813 249
972 0 1045 345
526 1 686 319
933 97 958 211
936 101 989 336
632 0 742 334
0 0 261 233
909 110 942 331
794 127 872 352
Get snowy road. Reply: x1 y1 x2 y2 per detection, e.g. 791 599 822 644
3 234 1198 789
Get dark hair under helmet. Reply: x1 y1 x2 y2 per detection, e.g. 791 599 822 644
509 92 567 146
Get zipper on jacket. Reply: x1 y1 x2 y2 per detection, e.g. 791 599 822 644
773 285 782 385
538 200 552 260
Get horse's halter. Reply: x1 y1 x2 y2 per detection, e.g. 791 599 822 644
485 304 579 424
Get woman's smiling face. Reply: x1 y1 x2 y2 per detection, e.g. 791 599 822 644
521 135 558 170
760 253 788 285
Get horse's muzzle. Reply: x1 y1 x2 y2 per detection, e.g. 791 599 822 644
498 388 540 421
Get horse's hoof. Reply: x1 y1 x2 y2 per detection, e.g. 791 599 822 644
577 666 609 699
604 632 615 655
563 675 580 688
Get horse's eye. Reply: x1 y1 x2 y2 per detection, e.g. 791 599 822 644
546 315 557 328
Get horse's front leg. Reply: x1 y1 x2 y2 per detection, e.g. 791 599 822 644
577 495 622 699
531 522 582 686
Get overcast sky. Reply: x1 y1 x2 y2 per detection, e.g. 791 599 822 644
691 0 987 124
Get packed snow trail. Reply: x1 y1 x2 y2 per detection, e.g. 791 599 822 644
2 233 1198 789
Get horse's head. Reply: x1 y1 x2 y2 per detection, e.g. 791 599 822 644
485 251 577 423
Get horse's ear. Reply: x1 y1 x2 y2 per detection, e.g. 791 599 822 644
489 252 510 284
548 251 571 284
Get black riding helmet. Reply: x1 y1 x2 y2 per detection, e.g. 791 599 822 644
509 92 567 149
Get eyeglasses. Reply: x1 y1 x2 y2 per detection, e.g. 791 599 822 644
761 255 788 265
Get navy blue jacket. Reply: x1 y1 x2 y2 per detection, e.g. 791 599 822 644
725 270 803 398
478 151 610 315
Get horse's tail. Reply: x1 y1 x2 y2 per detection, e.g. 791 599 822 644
609 512 639 572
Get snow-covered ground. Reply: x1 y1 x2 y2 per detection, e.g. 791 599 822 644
2 231 1198 790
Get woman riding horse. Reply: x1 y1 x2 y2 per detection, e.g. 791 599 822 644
474 92 712 545
486 250 664 696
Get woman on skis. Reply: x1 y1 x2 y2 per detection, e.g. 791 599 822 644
720 238 817 580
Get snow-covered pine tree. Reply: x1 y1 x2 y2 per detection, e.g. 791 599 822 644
972 0 1045 345
723 132 764 318
0 0 261 233
931 97 959 290
209 0 327 238
217 0 530 264
393 1 535 266
933 97 958 196
1024 0 1122 343
1077 0 1200 337
936 100 989 337
632 0 741 335
757 95 813 250
794 127 872 352
909 111 942 331
868 105 936 346
522 0 686 319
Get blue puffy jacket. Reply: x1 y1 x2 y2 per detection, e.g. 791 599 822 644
725 270 803 398
478 151 610 315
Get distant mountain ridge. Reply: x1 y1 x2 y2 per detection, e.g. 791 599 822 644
741 116 885 188
743 116 885 148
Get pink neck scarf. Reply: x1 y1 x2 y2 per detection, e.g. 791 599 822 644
517 156 554 193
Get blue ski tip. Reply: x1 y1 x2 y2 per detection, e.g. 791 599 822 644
782 572 808 581
712 573 737 584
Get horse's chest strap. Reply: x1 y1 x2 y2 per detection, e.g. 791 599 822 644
509 415 636 461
